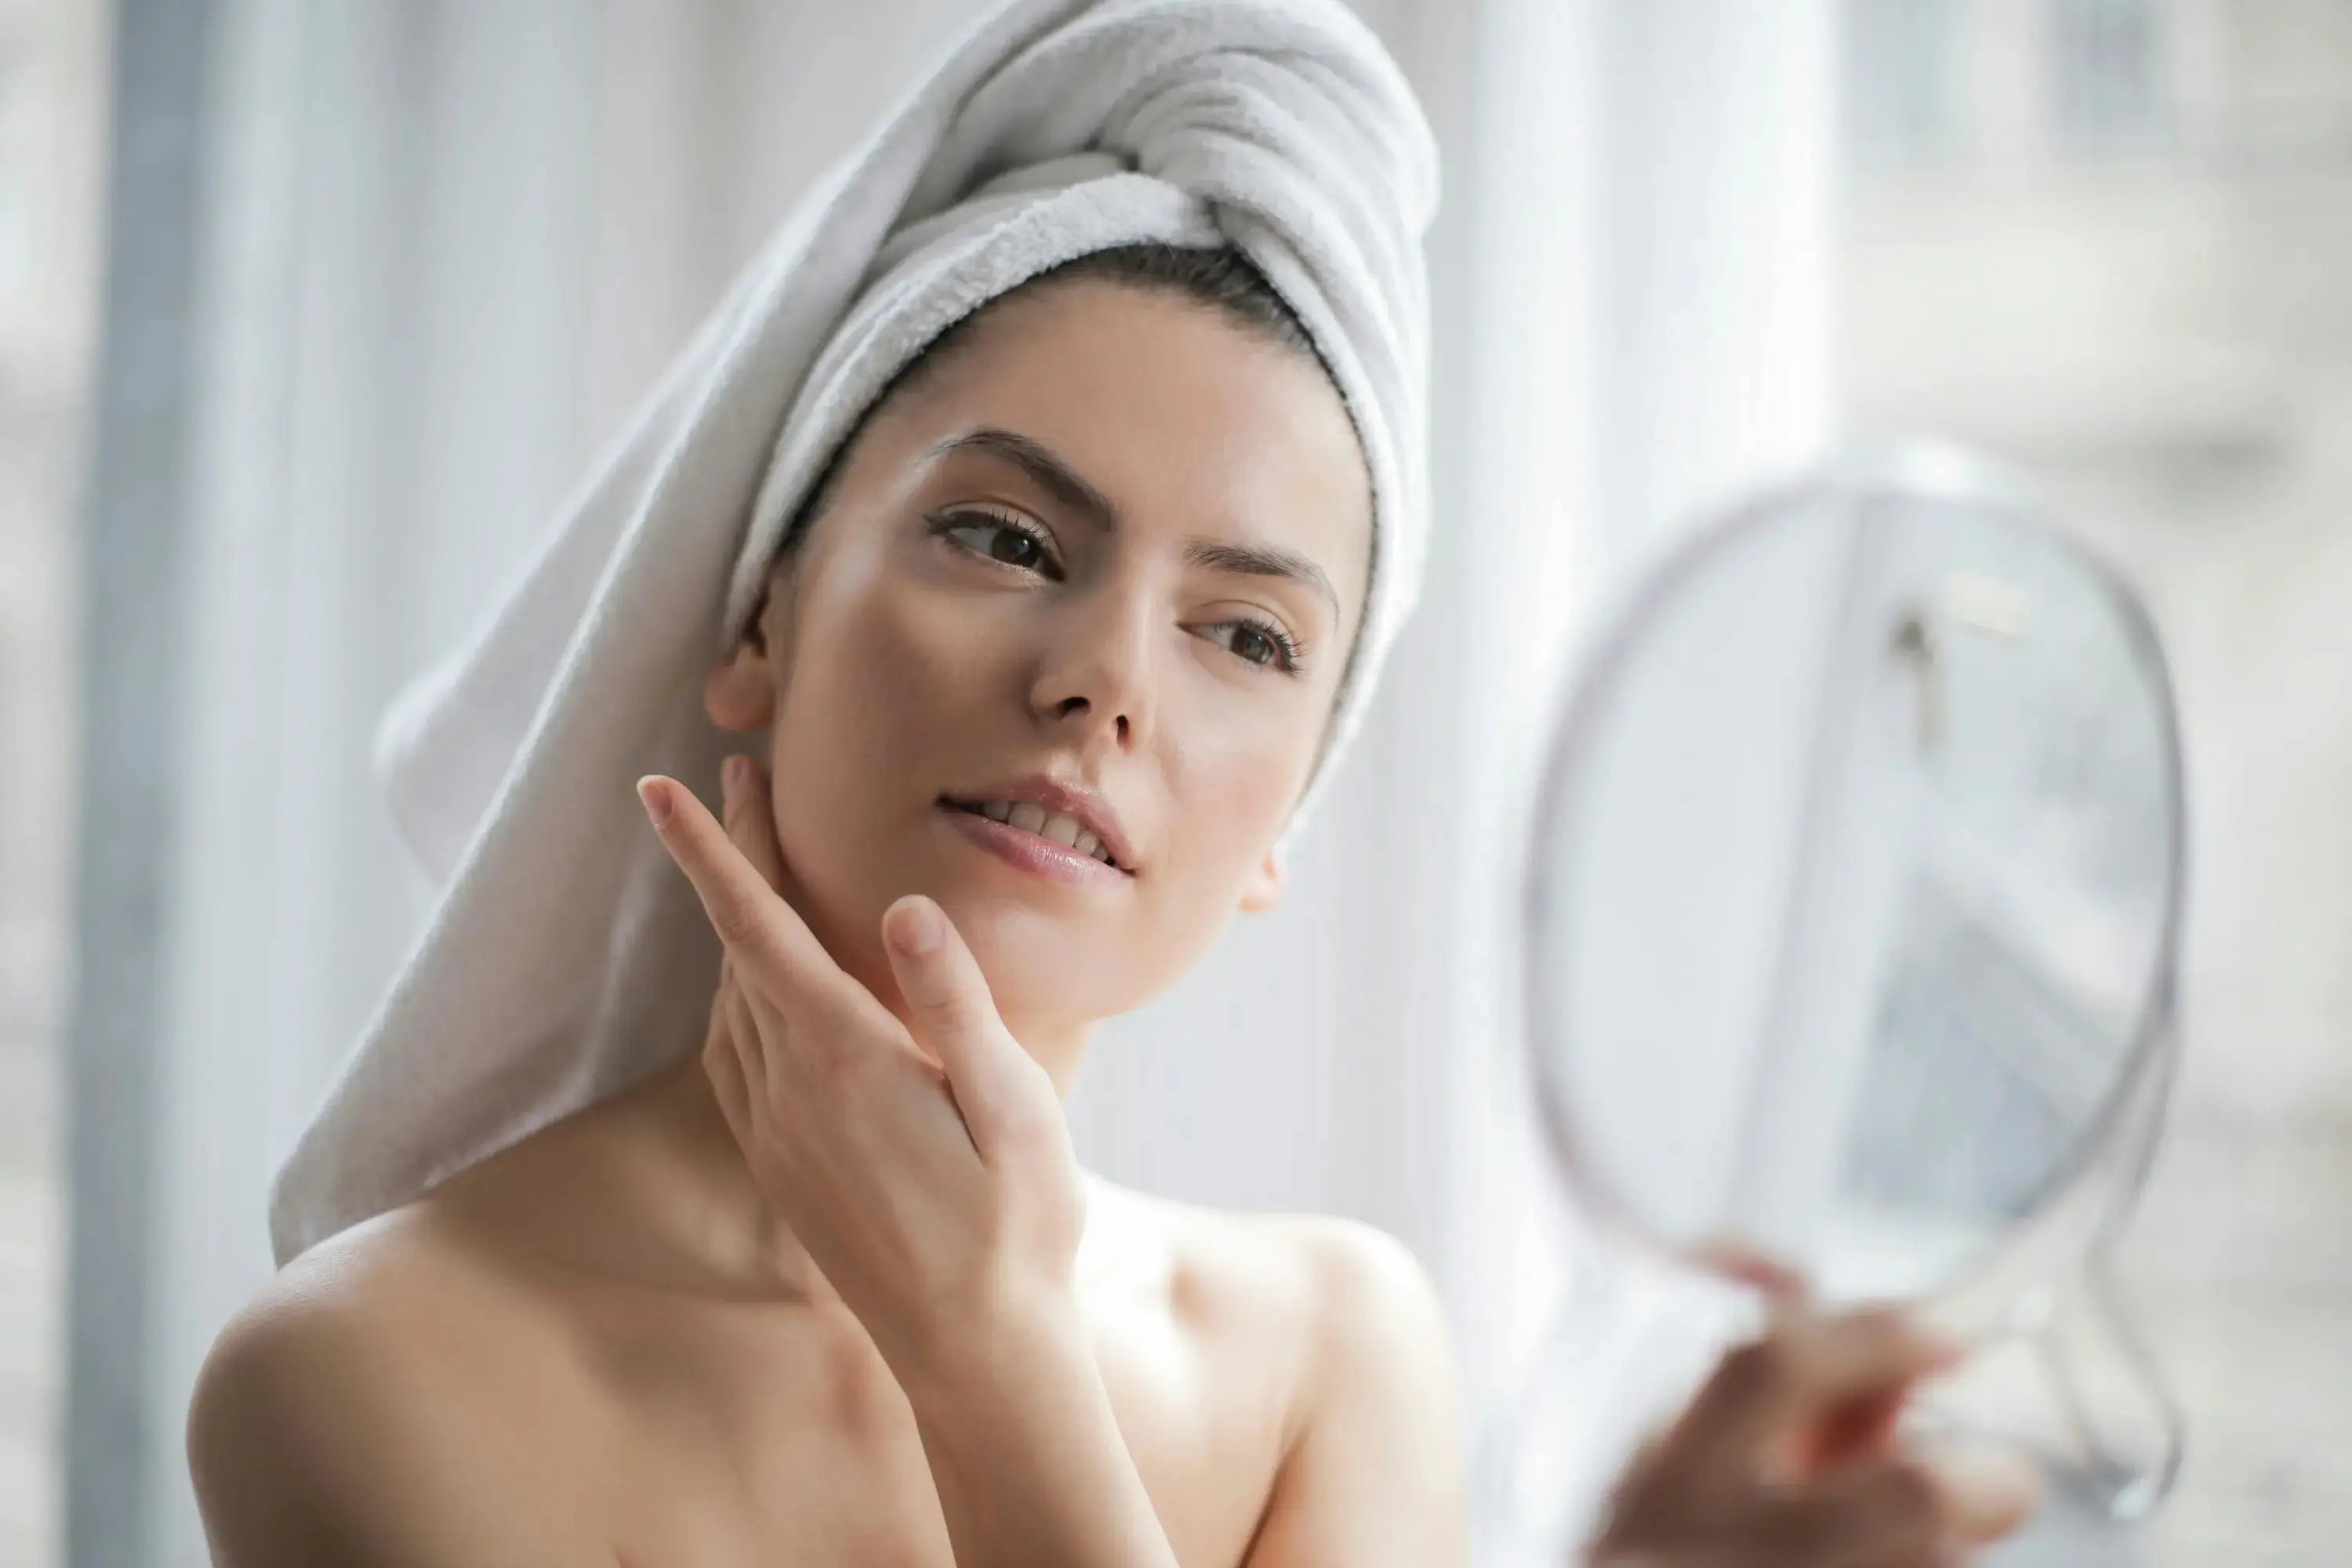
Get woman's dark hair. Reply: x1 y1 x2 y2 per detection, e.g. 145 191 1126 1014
776 242 1342 557
1018 241 1330 382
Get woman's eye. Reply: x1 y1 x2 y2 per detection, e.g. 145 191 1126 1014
1204 619 1302 673
940 512 1058 577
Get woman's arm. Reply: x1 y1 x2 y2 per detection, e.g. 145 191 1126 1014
892 1283 1183 1568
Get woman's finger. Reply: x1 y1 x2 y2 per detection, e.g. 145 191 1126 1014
702 955 757 1152
1690 1236 1813 1316
1747 1461 1944 1565
714 758 780 1112
1782 1310 1965 1412
1911 1442 2041 1546
724 964 774 1116
881 894 1047 1160
1682 1308 1963 1475
639 771 858 1018
720 753 789 895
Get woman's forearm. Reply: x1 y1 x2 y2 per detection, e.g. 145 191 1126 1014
893 1285 1181 1568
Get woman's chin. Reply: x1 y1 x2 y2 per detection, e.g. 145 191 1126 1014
933 908 1130 1025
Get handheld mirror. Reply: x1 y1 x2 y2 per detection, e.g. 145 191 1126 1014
1519 444 2188 1522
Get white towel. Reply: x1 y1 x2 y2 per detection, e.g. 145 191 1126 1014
268 0 1438 1266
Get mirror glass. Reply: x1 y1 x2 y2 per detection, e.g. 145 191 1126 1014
1525 468 2184 1303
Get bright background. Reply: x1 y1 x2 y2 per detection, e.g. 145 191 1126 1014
1 2 2347 1565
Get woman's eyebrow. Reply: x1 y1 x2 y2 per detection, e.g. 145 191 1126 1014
1183 539 1338 618
929 428 1120 532
928 426 1338 615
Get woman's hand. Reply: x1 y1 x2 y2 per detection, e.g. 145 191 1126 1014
1588 1303 2039 1567
636 754 1087 1374
639 755 1183 1568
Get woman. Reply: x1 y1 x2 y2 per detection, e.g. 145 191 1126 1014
187 3 2033 1564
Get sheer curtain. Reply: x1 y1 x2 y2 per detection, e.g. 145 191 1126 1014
73 2 1834 1563
1439 4 1836 1553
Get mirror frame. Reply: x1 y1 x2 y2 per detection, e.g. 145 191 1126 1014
1519 440 2191 1303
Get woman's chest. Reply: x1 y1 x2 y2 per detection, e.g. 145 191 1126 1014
562 1300 1295 1567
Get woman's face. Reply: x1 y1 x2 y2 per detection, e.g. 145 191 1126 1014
706 278 1372 1038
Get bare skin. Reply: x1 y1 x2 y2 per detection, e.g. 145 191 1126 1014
187 275 2035 1566
186 1051 1455 1566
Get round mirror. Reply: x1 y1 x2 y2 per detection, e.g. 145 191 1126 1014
1523 446 2187 1306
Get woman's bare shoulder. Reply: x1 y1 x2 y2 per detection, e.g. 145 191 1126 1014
1094 1179 1454 1385
199 1201 543 1374
187 1205 603 1566
1112 1189 1468 1559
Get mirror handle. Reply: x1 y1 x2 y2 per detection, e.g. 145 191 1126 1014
2032 1244 2187 1523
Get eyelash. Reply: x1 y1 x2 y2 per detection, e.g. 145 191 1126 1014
930 506 1065 580
1207 615 1306 675
927 507 1308 677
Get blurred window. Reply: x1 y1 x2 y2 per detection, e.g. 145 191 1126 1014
2048 0 2172 154
1849 0 1968 172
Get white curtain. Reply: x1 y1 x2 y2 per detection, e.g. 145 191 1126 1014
1441 3 1837 1553
130 2 1833 1563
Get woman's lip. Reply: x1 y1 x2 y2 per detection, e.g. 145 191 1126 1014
938 804 1131 889
940 778 1137 872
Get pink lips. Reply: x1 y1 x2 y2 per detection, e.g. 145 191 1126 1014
939 803 1131 889
936 773 1139 876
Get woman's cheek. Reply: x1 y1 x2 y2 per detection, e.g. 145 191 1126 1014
1210 706 1319 833
1162 741 1305 913
881 584 1018 719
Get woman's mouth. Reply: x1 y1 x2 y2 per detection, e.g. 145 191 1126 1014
938 797 1133 889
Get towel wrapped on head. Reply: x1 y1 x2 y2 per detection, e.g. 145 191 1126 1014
268 0 1439 1267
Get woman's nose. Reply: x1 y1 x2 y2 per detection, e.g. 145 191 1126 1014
1028 588 1156 755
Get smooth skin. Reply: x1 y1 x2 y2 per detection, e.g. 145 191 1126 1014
186 278 2034 1566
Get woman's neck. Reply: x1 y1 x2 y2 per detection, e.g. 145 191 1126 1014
1004 1009 1098 1101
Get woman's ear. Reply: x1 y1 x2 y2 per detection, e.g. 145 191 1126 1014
704 579 786 734
1237 844 1287 914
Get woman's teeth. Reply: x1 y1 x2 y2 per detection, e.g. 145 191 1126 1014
967 799 1115 865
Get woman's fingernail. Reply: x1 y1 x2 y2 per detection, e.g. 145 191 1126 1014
721 754 743 798
637 776 672 826
891 898 942 956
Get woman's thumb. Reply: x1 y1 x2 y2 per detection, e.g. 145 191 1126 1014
881 895 1047 1156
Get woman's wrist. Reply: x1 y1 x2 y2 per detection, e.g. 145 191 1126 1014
890 1276 1180 1568
884 1265 1084 1413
